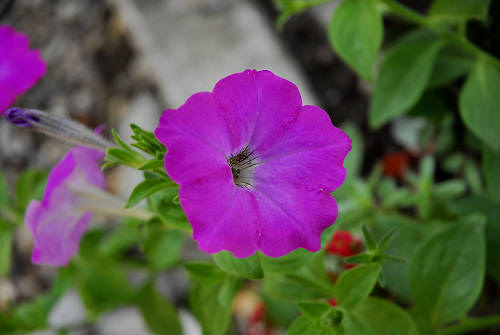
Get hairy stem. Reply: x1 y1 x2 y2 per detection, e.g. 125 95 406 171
379 0 500 69
439 315 500 335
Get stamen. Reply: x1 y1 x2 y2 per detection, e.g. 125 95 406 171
227 146 259 187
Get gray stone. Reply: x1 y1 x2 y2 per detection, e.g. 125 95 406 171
48 290 87 329
109 0 318 108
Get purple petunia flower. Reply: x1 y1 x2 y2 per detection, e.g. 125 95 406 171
0 25 46 114
25 145 106 267
155 70 351 258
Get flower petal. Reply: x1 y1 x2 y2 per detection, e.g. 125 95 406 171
248 70 303 153
212 70 260 152
195 188 260 258
0 25 46 114
156 92 238 155
257 105 351 165
252 188 337 256
26 145 106 267
26 200 92 267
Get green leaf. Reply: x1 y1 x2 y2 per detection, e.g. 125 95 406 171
459 59 500 151
0 225 13 276
370 30 442 128
213 251 263 279
126 179 175 208
483 147 500 202
264 274 330 302
189 276 240 335
261 293 301 328
78 258 135 318
286 316 325 335
410 216 486 328
361 225 377 250
353 297 418 335
0 171 8 206
328 0 383 80
376 228 398 252
184 262 226 283
416 155 435 220
428 46 474 89
298 301 332 318
287 308 371 335
433 180 467 200
15 170 47 213
260 248 314 274
148 187 191 233
429 0 491 21
464 158 483 194
264 254 334 301
98 222 142 257
1 268 74 332
138 159 165 170
341 123 364 177
334 263 381 310
369 214 428 302
450 196 500 283
138 283 182 335
144 229 184 270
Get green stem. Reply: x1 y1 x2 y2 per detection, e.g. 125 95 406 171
379 0 500 70
84 206 155 222
438 315 500 335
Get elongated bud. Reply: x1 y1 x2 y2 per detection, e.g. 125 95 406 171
4 107 113 151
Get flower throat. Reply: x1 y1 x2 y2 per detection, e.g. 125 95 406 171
227 146 258 188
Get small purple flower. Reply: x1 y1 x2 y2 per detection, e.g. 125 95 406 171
0 25 46 114
155 70 351 258
25 146 106 267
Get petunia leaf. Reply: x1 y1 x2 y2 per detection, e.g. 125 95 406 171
449 196 500 284
352 297 418 335
78 258 136 318
328 0 383 80
0 268 74 333
409 215 486 329
125 179 176 209
189 276 241 335
429 0 491 21
213 251 263 279
0 171 8 207
184 262 226 284
483 148 500 202
0 224 13 277
286 307 352 335
369 30 442 128
143 228 184 270
427 46 474 89
137 283 182 335
260 248 314 274
264 254 334 301
15 169 47 213
298 301 332 319
341 123 364 177
334 263 382 310
459 59 500 151
369 214 429 303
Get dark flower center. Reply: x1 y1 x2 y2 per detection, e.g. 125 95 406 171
227 146 258 188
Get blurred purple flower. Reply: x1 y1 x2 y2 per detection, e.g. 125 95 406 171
155 70 351 257
0 25 46 114
25 146 106 267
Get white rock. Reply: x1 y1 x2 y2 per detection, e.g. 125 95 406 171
48 290 87 329
108 0 318 108
96 307 153 335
